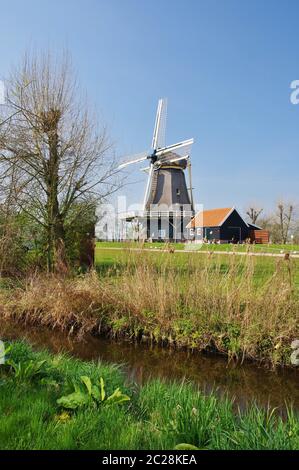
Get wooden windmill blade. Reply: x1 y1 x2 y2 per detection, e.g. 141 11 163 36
156 138 194 159
118 151 149 169
152 98 167 150
187 159 195 211
143 163 154 211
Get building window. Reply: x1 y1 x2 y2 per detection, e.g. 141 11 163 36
176 189 180 196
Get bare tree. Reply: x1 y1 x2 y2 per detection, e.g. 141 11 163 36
275 201 296 244
0 80 25 127
246 206 263 225
292 221 299 244
0 51 120 271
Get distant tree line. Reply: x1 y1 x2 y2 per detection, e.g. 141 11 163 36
245 202 299 244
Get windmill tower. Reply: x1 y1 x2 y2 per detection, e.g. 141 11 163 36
119 98 195 241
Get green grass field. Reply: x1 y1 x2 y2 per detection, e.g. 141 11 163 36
0 341 298 450
95 244 299 290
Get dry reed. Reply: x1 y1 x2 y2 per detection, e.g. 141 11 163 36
0 251 298 366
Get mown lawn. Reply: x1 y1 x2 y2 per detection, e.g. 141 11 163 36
0 341 298 450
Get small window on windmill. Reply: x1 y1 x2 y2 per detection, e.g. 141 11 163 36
176 188 181 196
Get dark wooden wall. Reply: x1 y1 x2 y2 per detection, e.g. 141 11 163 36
220 210 249 242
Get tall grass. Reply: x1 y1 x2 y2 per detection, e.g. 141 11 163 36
0 251 298 366
0 341 298 450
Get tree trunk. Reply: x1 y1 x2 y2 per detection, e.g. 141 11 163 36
44 110 66 272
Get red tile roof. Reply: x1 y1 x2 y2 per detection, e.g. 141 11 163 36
188 207 233 228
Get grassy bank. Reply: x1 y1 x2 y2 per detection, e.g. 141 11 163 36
0 341 298 450
0 250 298 367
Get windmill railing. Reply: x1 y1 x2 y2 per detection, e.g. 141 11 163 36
119 210 194 220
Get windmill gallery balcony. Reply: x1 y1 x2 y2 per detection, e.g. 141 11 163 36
118 208 195 242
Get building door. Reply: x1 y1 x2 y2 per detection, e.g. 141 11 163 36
227 226 241 243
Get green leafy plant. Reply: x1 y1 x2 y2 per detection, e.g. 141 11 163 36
57 375 130 410
6 358 52 382
174 443 200 450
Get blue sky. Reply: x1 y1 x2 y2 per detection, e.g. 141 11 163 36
1 0 299 213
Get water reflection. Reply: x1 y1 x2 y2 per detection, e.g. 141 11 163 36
0 321 298 412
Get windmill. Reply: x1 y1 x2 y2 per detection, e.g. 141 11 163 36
119 98 195 241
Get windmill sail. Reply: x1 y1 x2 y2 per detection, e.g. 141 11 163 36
143 164 154 210
152 98 167 150
118 151 149 169
118 97 195 241
156 138 193 158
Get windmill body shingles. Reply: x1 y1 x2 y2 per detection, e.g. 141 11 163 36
145 167 192 210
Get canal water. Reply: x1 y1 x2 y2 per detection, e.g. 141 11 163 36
0 321 298 412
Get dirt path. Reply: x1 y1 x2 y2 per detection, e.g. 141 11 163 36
96 246 299 259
